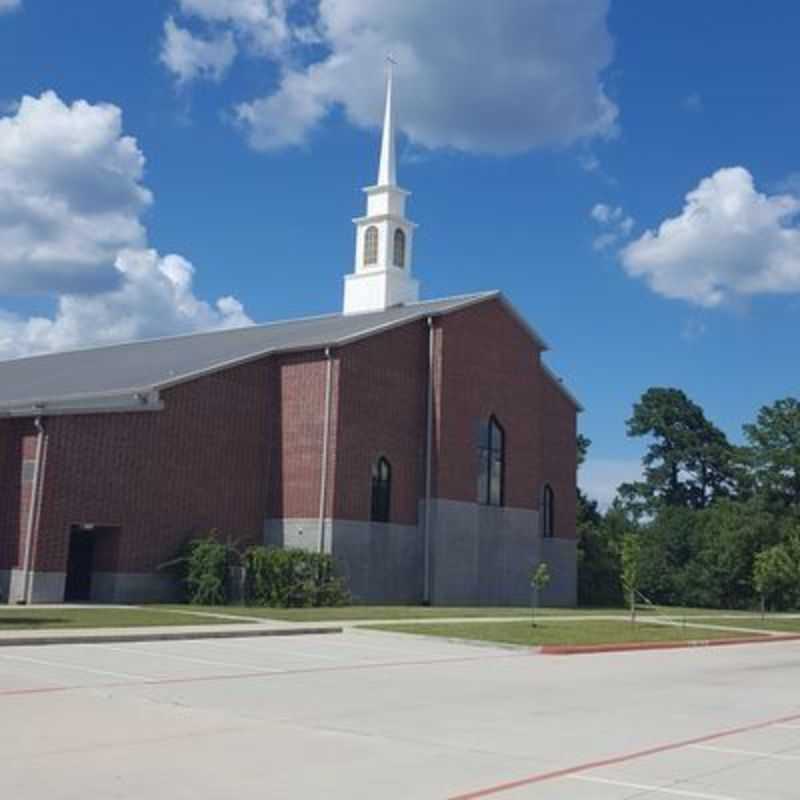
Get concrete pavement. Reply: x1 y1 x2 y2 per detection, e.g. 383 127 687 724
0 627 798 798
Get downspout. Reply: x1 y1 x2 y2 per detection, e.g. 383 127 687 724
20 416 46 604
318 348 333 555
423 317 434 604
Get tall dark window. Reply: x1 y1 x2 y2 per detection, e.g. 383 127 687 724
542 484 555 537
393 228 406 267
477 415 504 506
371 457 392 522
364 225 379 265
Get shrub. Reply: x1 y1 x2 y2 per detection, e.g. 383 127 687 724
243 546 349 608
183 535 233 605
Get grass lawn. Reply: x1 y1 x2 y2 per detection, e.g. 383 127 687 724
0 607 245 631
154 604 628 622
689 617 800 634
152 603 771 623
366 619 769 648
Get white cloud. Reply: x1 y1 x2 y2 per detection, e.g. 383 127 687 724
0 250 250 359
170 0 618 155
0 0 21 13
580 457 642 511
177 0 293 56
161 17 237 84
0 91 150 293
0 92 252 360
590 203 634 251
620 167 800 306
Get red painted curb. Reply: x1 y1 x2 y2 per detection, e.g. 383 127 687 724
448 709 800 799
540 633 800 656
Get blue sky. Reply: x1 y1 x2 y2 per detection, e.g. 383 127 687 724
1 1 798 506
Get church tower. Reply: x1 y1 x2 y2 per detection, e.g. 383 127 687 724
343 63 419 314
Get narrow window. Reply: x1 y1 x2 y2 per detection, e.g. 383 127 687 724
371 457 392 522
393 228 406 268
542 484 555 537
364 226 379 266
477 415 504 506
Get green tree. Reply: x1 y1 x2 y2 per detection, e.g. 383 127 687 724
530 562 551 625
743 398 800 509
621 388 737 513
753 544 798 614
621 533 642 621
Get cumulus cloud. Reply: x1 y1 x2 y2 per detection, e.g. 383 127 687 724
177 0 294 56
0 0 21 13
0 91 150 294
0 250 250 359
167 0 617 155
620 167 800 306
580 457 642 511
0 92 252 360
161 17 237 84
590 203 634 251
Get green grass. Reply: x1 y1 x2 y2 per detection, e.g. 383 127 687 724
154 604 626 622
688 617 800 634
366 619 768 648
152 603 774 623
0 607 246 631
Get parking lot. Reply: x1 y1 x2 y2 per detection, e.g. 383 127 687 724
1 629 798 799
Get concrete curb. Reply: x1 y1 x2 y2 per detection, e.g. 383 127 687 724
540 633 800 656
0 625 343 648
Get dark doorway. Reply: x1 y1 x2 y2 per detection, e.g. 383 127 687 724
64 527 96 601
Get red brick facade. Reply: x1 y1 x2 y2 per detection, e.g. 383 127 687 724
2 360 272 576
0 296 578 595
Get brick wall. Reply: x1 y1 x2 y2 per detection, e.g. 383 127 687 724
434 298 578 537
266 350 337 520
0 419 36 570
333 320 428 525
541 373 578 539
32 358 272 574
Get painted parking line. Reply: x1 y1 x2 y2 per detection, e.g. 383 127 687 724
691 744 800 761
185 638 360 662
88 643 285 673
0 649 525 698
447 711 800 799
569 775 738 800
0 651 150 682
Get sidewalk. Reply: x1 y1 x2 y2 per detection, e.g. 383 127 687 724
0 617 341 647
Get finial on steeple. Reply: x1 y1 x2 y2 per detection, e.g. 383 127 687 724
377 56 397 187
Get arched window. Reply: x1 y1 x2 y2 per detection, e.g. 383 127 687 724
477 415 504 506
371 457 391 522
364 226 379 266
542 484 555 538
393 228 406 268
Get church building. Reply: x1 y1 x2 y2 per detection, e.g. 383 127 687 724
0 71 580 607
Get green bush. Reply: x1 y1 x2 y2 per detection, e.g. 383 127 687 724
242 546 349 608
184 536 232 605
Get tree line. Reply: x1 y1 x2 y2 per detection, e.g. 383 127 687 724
578 389 800 611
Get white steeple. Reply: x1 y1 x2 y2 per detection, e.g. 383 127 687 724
343 59 419 315
377 63 397 186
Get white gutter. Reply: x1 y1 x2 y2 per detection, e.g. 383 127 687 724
318 348 334 554
20 416 47 604
423 317 435 604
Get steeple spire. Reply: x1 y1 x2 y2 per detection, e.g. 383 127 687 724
377 58 397 186
342 59 419 315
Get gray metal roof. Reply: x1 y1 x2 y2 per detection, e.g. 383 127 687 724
0 292 507 415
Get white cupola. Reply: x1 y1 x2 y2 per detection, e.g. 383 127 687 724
343 62 419 314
